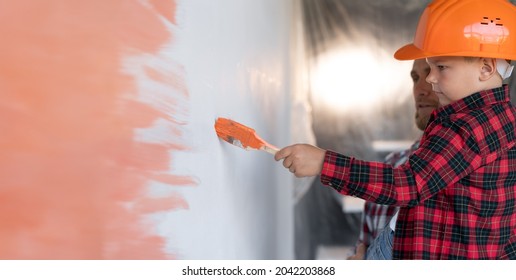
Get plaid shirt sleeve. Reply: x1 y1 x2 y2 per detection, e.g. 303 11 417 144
321 120 486 207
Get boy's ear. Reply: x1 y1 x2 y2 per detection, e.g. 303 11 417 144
479 58 497 81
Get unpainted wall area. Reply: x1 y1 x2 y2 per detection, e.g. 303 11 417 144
154 0 301 259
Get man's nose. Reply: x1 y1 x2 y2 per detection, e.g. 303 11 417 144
415 81 432 96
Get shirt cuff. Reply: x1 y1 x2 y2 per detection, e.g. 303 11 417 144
320 150 352 192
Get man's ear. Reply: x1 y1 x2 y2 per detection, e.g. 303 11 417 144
479 58 497 81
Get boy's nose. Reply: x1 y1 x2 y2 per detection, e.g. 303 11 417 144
425 72 437 85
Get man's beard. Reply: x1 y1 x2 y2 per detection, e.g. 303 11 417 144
415 112 430 131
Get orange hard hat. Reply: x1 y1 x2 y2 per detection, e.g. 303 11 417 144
395 0 516 60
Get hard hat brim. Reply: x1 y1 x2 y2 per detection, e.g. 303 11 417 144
394 43 429 60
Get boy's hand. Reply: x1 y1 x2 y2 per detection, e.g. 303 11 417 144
274 144 326 177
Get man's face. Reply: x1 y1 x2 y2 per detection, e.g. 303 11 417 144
411 59 440 130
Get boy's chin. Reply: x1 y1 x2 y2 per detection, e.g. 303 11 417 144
437 96 450 106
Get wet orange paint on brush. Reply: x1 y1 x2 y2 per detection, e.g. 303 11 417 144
214 118 279 154
0 0 193 259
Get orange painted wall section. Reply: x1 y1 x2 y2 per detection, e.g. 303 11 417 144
0 0 193 259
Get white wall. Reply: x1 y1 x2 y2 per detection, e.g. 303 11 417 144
153 0 299 259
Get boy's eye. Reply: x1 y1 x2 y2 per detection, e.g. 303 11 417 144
411 74 419 83
437 65 446 70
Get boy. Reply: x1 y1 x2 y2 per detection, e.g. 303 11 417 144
276 0 516 259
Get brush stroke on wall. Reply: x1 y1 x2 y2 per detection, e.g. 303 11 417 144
0 0 194 259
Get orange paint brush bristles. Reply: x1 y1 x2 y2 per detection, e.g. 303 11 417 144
214 117 279 155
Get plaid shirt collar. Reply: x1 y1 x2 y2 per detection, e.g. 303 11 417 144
430 84 510 122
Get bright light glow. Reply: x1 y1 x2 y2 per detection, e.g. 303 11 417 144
310 46 411 113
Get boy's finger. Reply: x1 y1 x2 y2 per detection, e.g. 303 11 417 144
274 146 290 161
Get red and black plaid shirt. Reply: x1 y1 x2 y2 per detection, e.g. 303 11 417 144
321 85 516 259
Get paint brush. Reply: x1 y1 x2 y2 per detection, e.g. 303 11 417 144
214 117 279 155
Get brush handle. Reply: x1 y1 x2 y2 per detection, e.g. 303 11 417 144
262 145 279 155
